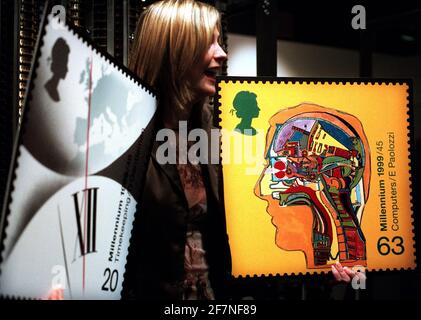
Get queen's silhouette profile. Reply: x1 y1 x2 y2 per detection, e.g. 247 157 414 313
44 37 70 102
231 91 260 136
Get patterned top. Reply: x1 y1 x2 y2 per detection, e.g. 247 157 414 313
176 140 215 300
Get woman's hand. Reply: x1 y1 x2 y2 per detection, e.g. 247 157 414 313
46 287 64 300
331 262 356 283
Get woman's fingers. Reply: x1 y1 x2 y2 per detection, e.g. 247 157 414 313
332 262 366 286
47 287 64 300
331 264 342 281
332 262 352 282
343 266 357 279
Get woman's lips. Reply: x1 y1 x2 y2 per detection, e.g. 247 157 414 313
204 73 216 82
204 68 219 80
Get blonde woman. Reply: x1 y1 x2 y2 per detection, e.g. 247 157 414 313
123 0 231 300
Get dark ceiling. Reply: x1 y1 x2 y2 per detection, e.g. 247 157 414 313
224 1 421 56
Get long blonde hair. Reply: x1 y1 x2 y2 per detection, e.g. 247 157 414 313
129 0 221 117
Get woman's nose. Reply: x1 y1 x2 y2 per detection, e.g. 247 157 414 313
214 43 227 61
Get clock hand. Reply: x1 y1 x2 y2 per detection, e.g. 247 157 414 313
58 205 73 299
82 54 94 293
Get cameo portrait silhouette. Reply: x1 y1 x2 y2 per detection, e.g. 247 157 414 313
232 91 260 136
44 37 70 102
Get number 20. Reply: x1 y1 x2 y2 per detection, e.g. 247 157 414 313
102 268 118 292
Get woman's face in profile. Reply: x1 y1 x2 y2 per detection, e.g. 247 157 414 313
188 28 227 100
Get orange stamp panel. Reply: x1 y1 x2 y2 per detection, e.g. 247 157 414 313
216 78 416 276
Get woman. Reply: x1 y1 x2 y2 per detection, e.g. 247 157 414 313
122 0 231 300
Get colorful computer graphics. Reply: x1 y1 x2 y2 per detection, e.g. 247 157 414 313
217 77 416 277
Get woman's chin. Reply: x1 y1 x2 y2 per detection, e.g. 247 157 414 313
194 79 217 97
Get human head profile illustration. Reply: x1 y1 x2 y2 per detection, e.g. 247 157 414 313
231 91 260 136
44 37 70 102
254 103 370 268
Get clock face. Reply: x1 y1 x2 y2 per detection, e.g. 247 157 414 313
0 15 156 300
0 176 136 300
